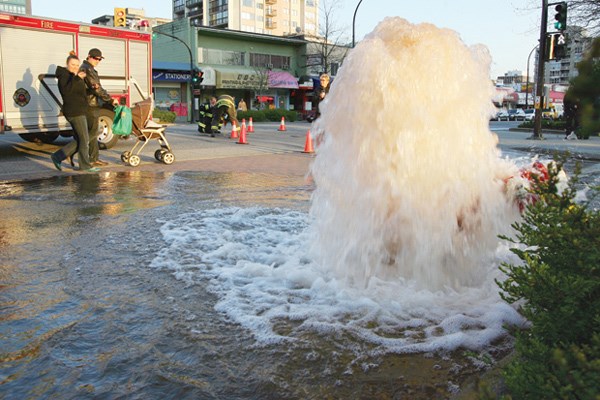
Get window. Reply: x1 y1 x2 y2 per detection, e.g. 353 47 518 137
306 0 315 6
202 48 245 66
243 0 254 6
241 12 254 20
209 0 229 26
250 53 291 69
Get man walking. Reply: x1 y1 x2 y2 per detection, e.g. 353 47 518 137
80 48 119 166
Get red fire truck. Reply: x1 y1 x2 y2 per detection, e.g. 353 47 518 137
0 12 152 149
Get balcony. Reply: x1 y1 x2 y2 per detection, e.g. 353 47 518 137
265 0 277 4
186 0 202 6
265 19 277 29
187 8 203 17
174 5 185 14
265 8 277 17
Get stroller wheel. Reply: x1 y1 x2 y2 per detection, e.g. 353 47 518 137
154 149 166 161
162 152 175 165
121 151 131 163
128 155 141 167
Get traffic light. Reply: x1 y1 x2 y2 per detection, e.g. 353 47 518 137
191 68 204 89
553 2 567 31
545 32 568 61
114 8 127 27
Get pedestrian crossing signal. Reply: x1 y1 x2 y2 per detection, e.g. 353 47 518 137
553 2 567 31
114 8 127 27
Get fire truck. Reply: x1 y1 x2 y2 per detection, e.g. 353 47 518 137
0 13 151 149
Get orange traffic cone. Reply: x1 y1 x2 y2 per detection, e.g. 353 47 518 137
247 117 254 133
230 122 239 139
302 130 314 153
278 116 286 131
237 119 248 144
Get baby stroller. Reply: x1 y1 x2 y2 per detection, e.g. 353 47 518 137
120 97 175 167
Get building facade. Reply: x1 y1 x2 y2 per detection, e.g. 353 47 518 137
545 26 593 85
0 0 31 15
152 18 310 121
173 0 318 37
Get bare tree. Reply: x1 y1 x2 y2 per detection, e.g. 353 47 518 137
316 0 349 74
251 65 270 110
563 0 600 35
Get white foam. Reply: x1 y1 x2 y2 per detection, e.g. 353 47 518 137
151 206 527 353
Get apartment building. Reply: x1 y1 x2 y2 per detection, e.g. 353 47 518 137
545 26 593 85
0 0 31 15
173 0 319 37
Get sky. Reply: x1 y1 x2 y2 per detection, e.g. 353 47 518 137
31 0 542 79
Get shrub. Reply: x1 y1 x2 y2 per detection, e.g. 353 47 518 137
518 120 565 130
152 109 176 123
236 109 297 122
236 110 267 122
496 161 600 399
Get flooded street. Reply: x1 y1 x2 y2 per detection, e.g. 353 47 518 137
1 119 599 399
0 169 515 399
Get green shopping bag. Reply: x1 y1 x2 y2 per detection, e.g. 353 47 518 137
112 105 132 136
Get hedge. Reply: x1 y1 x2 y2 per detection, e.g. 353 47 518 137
152 109 177 124
237 109 298 122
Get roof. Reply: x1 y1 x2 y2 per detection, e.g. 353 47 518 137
152 61 193 71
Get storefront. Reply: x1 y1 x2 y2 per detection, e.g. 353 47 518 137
211 67 299 110
152 61 190 122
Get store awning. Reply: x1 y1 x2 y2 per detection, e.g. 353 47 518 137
268 70 299 89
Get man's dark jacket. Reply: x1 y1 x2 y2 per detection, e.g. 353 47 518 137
80 60 112 108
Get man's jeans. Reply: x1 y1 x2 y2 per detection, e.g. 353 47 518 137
87 108 100 163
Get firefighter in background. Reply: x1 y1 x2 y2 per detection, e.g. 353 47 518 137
210 94 239 135
197 96 217 135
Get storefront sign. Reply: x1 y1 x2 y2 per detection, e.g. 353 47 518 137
217 70 263 89
153 71 191 82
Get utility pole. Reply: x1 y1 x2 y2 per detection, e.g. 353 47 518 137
532 0 548 139
152 29 195 124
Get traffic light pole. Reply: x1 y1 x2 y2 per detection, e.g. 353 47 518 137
532 0 548 140
152 29 195 124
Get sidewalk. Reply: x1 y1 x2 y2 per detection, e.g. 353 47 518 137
494 127 600 161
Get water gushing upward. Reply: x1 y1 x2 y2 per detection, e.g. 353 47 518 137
310 18 519 291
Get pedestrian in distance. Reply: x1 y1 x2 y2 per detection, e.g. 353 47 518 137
79 48 119 166
50 52 99 172
237 98 247 112
563 94 580 140
315 73 330 119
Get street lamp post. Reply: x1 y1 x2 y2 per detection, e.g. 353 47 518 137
525 44 539 109
352 0 364 48
152 29 195 123
532 0 549 139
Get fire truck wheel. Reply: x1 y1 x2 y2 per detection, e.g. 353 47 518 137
19 132 60 144
97 108 119 150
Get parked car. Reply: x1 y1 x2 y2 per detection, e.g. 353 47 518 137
508 109 526 121
495 110 509 121
523 109 535 121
